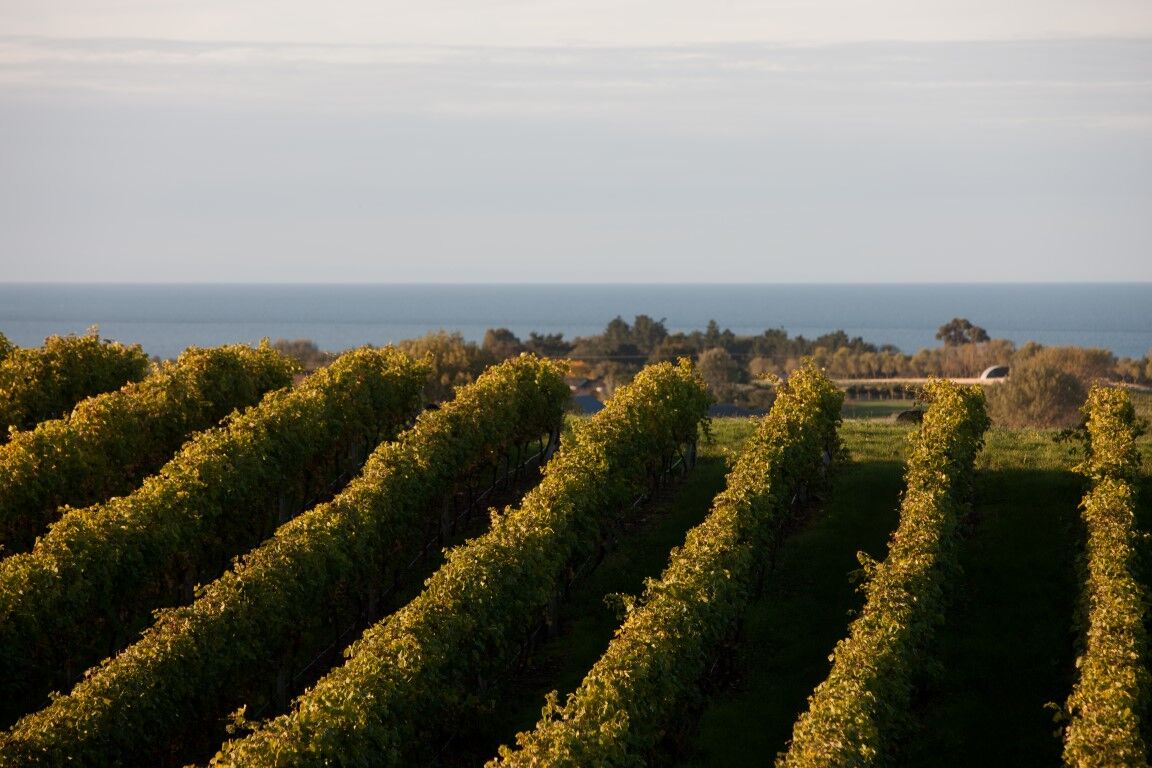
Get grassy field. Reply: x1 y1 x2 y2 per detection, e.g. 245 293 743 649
444 418 914 763
840 398 918 420
684 420 911 765
898 428 1083 766
685 404 1150 765
441 392 1151 765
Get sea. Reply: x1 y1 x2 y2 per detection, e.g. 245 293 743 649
0 283 1149 361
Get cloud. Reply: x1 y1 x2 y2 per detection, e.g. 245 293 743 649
0 35 1148 283
3 0 1152 46
2 36 1150 132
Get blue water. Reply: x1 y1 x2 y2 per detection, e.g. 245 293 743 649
0 283 1148 360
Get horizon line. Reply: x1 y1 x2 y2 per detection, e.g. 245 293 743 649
3 280 1151 288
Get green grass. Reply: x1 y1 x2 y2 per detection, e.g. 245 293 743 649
1131 389 1152 421
682 421 911 765
681 423 1104 766
898 428 1083 766
841 398 918 420
901 405 1152 766
1132 390 1152 468
440 403 1152 766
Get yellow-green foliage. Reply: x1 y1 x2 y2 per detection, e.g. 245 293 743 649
1063 386 1147 767
778 379 989 768
0 332 13 363
0 347 427 728
0 343 297 554
0 354 568 767
210 360 711 768
489 363 842 767
0 331 150 437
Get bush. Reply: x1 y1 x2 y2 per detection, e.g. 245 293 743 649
986 361 1086 428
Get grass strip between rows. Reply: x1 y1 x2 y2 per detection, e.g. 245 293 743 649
488 363 843 767
1062 385 1148 767
0 347 427 727
777 378 990 767
0 343 297 554
210 359 712 767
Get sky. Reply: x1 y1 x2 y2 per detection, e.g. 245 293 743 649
1 1 1150 283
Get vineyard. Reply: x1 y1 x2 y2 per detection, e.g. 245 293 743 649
0 335 1150 767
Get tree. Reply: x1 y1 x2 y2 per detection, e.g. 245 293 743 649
630 315 668 355
704 320 722 347
270 338 335 372
482 328 524 360
603 316 632 349
702 320 736 350
648 336 697 364
751 328 789 361
397 331 494 403
523 332 572 358
697 347 743 401
748 356 779 379
936 318 990 346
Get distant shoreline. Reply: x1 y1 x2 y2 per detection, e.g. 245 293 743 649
1 283 1148 360
2 281 1149 287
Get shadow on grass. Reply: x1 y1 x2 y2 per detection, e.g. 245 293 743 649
437 424 1097 767
436 420 755 766
899 466 1081 767
841 399 917 420
682 456 906 766
685 463 1083 767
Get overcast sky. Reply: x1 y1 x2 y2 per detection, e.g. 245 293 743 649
1 1 1150 282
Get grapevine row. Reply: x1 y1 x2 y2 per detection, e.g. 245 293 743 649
0 346 428 726
490 363 843 767
209 360 712 767
1062 386 1148 766
0 330 150 438
778 378 989 767
0 353 569 767
0 343 297 554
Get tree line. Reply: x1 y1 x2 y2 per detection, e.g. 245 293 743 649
268 315 1150 426
269 314 1149 390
